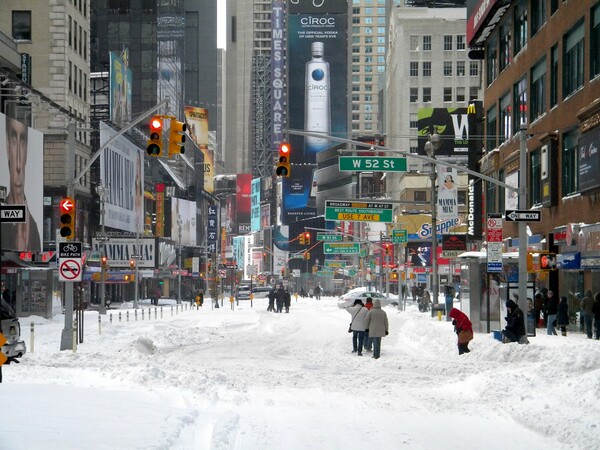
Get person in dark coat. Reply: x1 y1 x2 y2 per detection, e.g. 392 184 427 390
502 299 528 344
534 292 543 328
448 308 473 355
556 296 570 336
275 285 285 313
283 288 291 313
581 290 595 339
267 287 276 312
545 290 558 335
592 292 600 340
313 284 321 300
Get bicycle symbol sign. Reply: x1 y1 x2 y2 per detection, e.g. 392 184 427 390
59 241 82 258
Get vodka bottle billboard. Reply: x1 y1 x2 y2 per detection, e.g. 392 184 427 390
304 41 330 153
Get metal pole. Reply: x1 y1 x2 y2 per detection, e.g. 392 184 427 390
98 186 107 315
518 123 528 329
133 231 140 309
431 163 438 305
177 216 182 304
60 122 76 350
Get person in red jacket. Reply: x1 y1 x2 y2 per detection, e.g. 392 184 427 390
448 307 473 355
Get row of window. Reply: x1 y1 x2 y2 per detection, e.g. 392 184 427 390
409 61 480 77
352 55 386 64
351 26 386 35
409 34 466 52
68 16 88 61
69 61 88 103
352 0 386 5
352 16 386 25
409 87 480 104
352 65 386 74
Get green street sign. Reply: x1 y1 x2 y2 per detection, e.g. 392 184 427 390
392 229 408 243
317 233 342 242
325 200 393 223
317 270 335 277
347 269 357 277
324 260 346 268
339 156 407 172
324 243 361 254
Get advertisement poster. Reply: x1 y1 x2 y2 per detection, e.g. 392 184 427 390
284 0 348 223
100 124 144 233
236 174 252 234
170 198 197 246
251 178 261 232
417 107 470 156
437 166 459 222
0 113 44 252
109 50 132 126
184 106 213 193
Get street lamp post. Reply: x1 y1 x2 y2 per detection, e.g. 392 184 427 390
177 216 182 304
97 185 108 315
425 134 441 306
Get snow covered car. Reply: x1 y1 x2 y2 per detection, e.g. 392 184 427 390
252 286 272 299
337 289 398 308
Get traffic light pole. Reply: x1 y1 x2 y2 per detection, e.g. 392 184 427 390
518 124 528 329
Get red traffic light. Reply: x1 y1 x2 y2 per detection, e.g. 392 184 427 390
280 142 290 155
150 118 162 132
276 142 291 177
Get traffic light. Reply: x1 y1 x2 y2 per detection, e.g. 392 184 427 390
146 116 164 156
527 253 533 272
262 252 268 262
129 259 136 270
391 271 398 280
281 268 286 277
540 253 557 270
276 142 291 177
304 232 311 245
207 261 212 272
299 232 305 245
383 243 391 255
168 119 187 157
304 252 310 260
59 197 76 239
101 255 108 268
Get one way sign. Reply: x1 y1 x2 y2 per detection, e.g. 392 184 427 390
505 210 541 222
0 205 26 223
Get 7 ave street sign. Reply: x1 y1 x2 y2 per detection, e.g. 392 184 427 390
339 156 407 172
505 210 541 222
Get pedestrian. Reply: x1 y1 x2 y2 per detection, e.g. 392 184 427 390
364 299 389 359
284 288 291 313
502 299 528 344
363 297 374 352
534 292 543 328
346 299 368 356
581 290 595 339
195 290 204 307
275 285 285 313
448 308 473 355
267 286 276 312
556 296 570 337
545 290 558 335
592 292 600 340
314 284 322 300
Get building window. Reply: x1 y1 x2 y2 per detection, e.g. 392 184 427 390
456 87 465 102
414 191 427 202
514 0 528 55
456 35 466 50
68 16 72 47
457 190 466 205
443 61 452 76
562 130 579 196
444 87 453 102
423 87 431 103
410 113 418 129
550 44 559 106
422 61 431 77
500 92 512 142
410 61 419 77
410 35 419 51
487 37 498 85
563 20 584 98
530 57 546 122
513 76 527 129
12 11 31 40
486 178 497 214
550 0 558 15
530 149 542 206
444 35 453 51
456 61 465 77
499 20 512 71
531 0 546 37
423 35 431 51
592 3 600 79
410 88 418 103
410 139 418 153
486 104 497 151
470 61 479 76
470 87 479 101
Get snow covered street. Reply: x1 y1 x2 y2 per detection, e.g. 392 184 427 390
2 296 599 449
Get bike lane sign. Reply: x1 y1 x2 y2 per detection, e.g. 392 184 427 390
58 242 83 282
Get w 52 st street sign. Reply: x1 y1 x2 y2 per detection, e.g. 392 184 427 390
339 156 407 172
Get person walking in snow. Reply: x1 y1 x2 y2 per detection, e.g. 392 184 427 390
284 288 291 313
545 290 559 335
267 286 276 312
581 290 595 339
593 292 600 340
346 299 368 356
363 297 374 352
275 285 285 313
364 299 389 359
448 307 473 355
556 296 570 337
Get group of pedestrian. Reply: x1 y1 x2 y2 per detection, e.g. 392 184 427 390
267 285 291 313
345 297 389 359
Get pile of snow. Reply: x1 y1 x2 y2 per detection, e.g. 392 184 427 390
2 295 598 449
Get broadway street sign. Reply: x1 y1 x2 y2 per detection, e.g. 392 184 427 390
339 156 407 172
325 200 393 223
